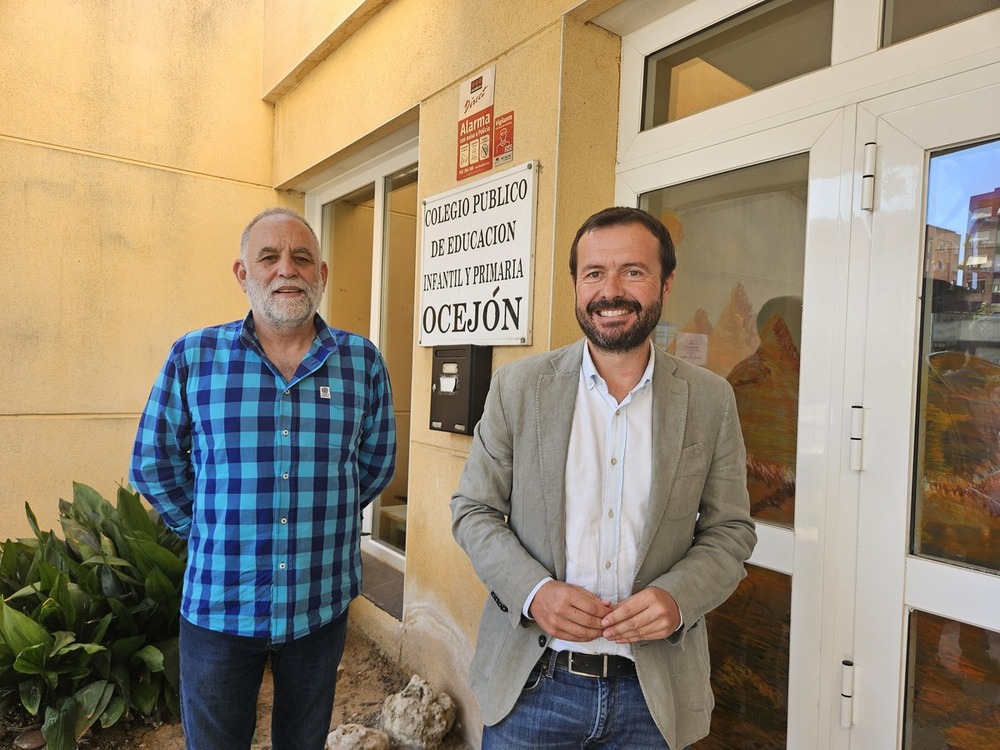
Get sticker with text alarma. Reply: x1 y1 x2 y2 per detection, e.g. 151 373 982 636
457 67 495 181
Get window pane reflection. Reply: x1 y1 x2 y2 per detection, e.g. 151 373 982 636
694 565 791 750
883 0 1000 47
322 185 374 335
642 0 833 127
915 138 1000 574
903 610 1000 748
320 165 418 556
641 156 807 527
373 165 418 553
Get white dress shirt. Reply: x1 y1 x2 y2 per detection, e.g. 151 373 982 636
525 342 654 659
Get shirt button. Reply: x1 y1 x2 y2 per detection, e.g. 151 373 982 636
284 389 290 395
608 510 615 518
605 561 612 570
283 430 289 436
615 409 621 416
282 472 289 480
610 458 618 466
280 517 288 525
278 562 286 570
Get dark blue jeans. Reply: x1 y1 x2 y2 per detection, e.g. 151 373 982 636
482 652 679 749
178 612 348 750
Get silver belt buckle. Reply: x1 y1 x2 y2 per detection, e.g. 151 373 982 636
567 651 608 678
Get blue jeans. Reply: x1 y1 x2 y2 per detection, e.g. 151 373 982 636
482 652 679 749
179 612 348 750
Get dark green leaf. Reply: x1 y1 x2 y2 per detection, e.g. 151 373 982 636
117 486 160 539
63 582 89 629
110 634 146 662
49 631 76 656
37 597 66 631
25 503 44 540
49 574 81 628
130 645 164 672
72 482 111 519
144 567 179 615
6 581 45 603
130 669 159 715
99 693 126 728
42 698 79 750
52 642 105 660
129 537 185 580
99 565 127 599
156 637 180 689
0 601 53 653
107 598 137 635
109 661 131 706
86 613 113 645
60 517 102 561
13 642 48 675
75 680 114 734
83 555 134 570
19 674 43 714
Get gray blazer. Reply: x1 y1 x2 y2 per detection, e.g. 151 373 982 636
451 340 757 749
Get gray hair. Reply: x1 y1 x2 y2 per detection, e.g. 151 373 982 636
240 207 319 259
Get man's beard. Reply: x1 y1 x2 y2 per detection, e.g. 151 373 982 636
576 295 662 353
244 275 323 330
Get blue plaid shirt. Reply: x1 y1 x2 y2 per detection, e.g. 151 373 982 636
130 313 396 642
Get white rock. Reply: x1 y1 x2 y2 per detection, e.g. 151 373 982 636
380 674 456 749
326 723 391 750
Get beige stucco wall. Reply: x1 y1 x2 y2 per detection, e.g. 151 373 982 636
271 0 584 188
0 0 284 537
271 1 622 742
261 0 391 101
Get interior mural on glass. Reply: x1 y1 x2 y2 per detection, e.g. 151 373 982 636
642 154 806 529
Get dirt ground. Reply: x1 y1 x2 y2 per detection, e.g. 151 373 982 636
1 629 472 750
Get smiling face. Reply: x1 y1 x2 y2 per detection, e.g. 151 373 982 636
234 214 328 333
573 222 673 354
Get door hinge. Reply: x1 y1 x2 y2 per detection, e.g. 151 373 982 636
861 142 877 211
841 659 856 727
850 405 864 471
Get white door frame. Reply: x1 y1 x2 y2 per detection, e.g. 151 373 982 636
850 65 1000 750
304 132 419 571
617 109 857 748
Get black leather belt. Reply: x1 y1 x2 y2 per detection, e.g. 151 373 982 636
545 648 636 678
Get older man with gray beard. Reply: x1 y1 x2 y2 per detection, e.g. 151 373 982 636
131 207 396 750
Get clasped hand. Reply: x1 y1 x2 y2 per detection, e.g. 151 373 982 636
528 580 680 644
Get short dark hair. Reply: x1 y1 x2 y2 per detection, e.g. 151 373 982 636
569 206 676 284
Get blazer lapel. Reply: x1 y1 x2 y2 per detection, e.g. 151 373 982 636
536 341 583 580
634 351 688 573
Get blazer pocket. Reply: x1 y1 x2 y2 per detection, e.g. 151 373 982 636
675 442 707 476
665 443 708 520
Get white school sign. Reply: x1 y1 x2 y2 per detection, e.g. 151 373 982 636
418 161 536 346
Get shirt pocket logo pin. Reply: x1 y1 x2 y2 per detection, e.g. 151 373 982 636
320 386 331 399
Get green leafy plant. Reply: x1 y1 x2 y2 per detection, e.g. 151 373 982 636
0 483 186 750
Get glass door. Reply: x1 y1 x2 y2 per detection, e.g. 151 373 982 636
852 68 1000 749
620 110 854 748
306 137 418 569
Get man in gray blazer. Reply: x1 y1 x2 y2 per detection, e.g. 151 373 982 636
451 206 757 749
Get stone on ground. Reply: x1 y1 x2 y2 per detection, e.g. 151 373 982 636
380 675 456 749
326 722 391 749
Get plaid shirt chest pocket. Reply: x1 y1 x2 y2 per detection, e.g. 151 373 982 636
301 383 365 458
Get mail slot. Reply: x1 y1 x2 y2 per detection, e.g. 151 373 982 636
430 345 492 435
